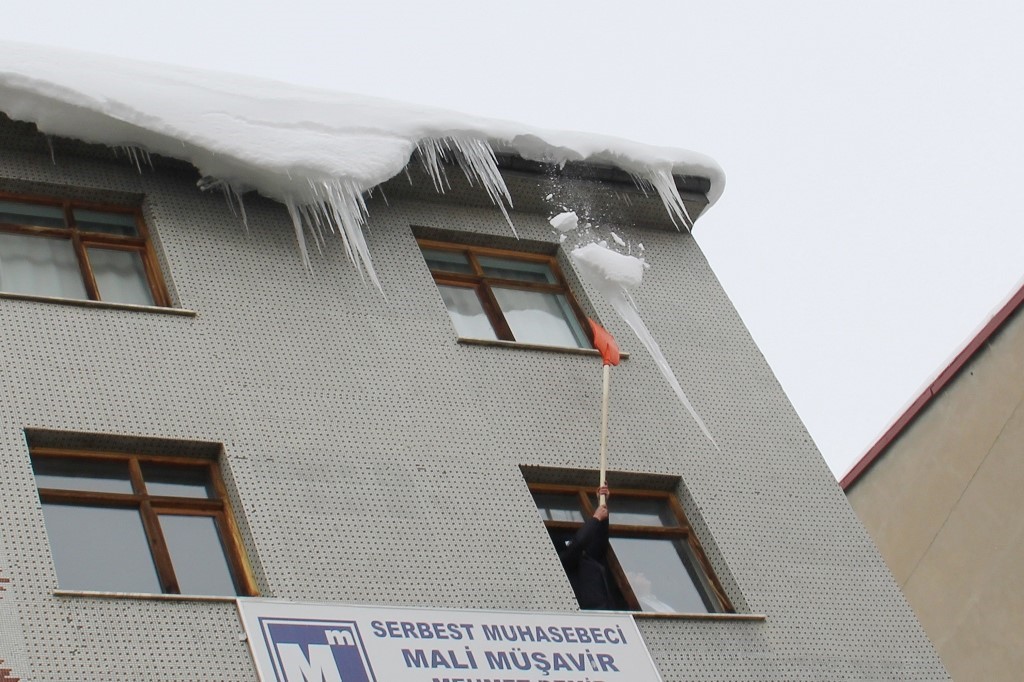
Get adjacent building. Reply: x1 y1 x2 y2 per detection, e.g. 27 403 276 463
844 282 1024 682
0 56 949 680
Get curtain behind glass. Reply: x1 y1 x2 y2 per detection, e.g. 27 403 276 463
87 247 154 306
492 288 586 347
0 232 87 299
438 285 497 340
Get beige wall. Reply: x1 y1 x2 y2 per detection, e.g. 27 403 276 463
847 305 1024 681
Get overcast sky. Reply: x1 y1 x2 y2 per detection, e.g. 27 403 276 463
4 1 1023 478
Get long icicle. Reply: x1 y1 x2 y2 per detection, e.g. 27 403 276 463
632 168 694 231
204 135 519 294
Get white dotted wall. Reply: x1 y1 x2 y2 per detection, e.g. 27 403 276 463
0 117 947 680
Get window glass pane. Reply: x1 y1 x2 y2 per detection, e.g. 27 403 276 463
610 536 714 614
597 496 678 527
422 249 473 274
73 209 138 236
532 493 585 522
159 514 237 596
492 288 587 348
0 232 87 299
0 200 66 228
87 247 154 306
33 457 133 494
141 464 213 498
478 256 556 283
41 503 161 593
438 285 497 340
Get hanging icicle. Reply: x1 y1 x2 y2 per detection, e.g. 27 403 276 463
416 135 517 237
631 168 694 232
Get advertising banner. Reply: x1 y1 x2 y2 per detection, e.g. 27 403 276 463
237 599 663 682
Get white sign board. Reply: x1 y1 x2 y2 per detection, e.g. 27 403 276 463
238 599 664 682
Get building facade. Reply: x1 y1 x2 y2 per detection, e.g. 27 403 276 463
0 111 948 680
845 283 1024 682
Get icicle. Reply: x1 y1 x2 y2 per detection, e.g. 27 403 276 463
284 198 312 272
298 203 326 256
45 136 56 164
571 243 718 450
199 135 516 298
631 176 651 198
449 136 517 236
417 135 517 237
416 139 452 193
114 144 153 174
616 292 716 448
633 168 694 231
197 177 250 233
222 187 238 218
235 192 249 232
306 176 384 294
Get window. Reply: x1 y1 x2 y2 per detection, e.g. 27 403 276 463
0 194 169 306
418 239 591 349
31 448 256 596
530 483 732 614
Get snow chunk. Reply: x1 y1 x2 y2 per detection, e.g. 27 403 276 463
548 211 580 233
571 243 645 291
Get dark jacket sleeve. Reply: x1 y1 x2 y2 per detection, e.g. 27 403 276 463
559 516 609 569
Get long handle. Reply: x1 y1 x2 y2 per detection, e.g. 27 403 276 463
598 363 610 506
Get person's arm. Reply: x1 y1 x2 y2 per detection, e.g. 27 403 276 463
559 485 610 568
560 516 600 570
584 507 609 561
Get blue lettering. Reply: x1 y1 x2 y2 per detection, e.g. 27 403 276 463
597 653 619 672
278 643 342 682
403 649 430 668
485 650 512 670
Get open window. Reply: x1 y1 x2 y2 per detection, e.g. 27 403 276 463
31 446 256 597
530 482 732 614
418 239 591 349
0 193 170 306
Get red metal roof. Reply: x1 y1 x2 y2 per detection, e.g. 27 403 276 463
841 280 1024 490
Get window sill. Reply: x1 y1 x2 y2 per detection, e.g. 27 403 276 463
0 292 197 316
53 589 241 602
457 337 629 359
630 611 765 622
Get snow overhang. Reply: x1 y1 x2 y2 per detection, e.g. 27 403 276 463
0 40 724 286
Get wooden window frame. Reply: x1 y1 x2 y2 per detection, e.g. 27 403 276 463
529 482 733 613
417 238 592 347
0 191 171 306
31 447 257 597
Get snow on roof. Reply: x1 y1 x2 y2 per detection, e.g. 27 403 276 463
0 41 724 287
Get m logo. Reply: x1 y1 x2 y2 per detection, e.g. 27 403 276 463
258 618 376 682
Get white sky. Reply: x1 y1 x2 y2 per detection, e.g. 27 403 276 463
4 1 1024 478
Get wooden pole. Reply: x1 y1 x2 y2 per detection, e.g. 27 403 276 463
599 363 610 506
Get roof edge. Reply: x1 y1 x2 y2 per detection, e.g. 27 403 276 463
841 278 1024 490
